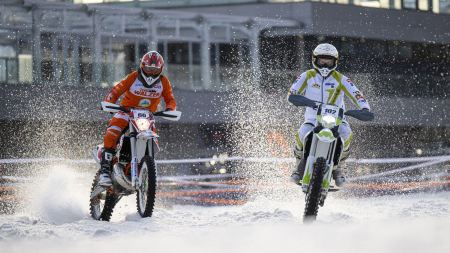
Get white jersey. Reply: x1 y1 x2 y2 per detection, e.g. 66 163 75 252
289 69 370 123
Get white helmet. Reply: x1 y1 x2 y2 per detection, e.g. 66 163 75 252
312 43 339 77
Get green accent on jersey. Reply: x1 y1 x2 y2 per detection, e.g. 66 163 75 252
298 69 317 94
328 71 343 105
328 71 360 108
295 132 303 150
325 88 335 99
344 132 353 150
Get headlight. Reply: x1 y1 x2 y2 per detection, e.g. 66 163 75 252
135 118 151 131
322 115 336 129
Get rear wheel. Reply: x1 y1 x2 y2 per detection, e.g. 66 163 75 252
136 155 157 217
89 171 118 221
303 157 326 222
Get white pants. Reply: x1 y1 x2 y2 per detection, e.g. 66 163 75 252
295 121 353 153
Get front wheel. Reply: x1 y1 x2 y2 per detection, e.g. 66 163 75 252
303 157 326 222
89 171 119 221
136 155 157 217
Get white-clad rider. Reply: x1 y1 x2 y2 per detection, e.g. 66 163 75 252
288 43 371 186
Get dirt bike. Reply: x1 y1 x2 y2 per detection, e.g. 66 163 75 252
288 95 374 222
89 101 181 221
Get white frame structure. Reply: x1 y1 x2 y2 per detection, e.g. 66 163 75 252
0 0 299 88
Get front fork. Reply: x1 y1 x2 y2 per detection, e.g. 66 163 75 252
129 123 159 190
129 130 139 189
302 135 336 195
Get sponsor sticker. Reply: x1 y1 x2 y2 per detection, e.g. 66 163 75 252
134 89 161 98
312 83 320 89
324 83 335 88
139 99 151 107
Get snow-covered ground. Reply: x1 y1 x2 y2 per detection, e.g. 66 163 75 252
0 165 449 253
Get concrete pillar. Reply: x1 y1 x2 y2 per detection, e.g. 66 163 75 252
71 36 80 85
32 7 42 85
92 11 102 86
61 36 69 85
237 42 245 85
147 19 158 51
297 36 306 72
163 41 168 73
134 40 140 69
188 41 194 89
214 43 220 90
51 35 59 84
249 27 261 86
200 21 211 90
107 37 113 86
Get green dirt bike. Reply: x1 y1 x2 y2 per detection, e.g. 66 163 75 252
288 95 374 222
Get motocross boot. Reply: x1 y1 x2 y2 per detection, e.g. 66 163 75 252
333 148 350 187
291 146 307 185
98 148 115 187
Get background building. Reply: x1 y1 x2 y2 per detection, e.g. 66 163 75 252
0 0 449 164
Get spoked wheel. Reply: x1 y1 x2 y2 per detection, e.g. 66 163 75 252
303 157 326 223
136 155 157 217
89 171 119 221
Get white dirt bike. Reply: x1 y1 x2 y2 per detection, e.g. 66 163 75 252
288 95 374 222
89 101 181 221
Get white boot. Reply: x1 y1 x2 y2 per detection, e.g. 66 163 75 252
332 169 346 187
291 146 306 185
98 170 112 186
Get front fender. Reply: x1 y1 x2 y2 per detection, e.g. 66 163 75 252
137 131 159 140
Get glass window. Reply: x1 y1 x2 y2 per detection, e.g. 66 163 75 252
403 0 417 9
0 58 6 82
440 0 450 13
167 43 189 65
7 59 18 84
398 44 412 59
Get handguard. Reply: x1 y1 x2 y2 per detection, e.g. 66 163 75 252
344 109 374 121
288 94 317 108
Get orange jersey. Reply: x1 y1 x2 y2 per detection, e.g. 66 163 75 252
104 71 176 112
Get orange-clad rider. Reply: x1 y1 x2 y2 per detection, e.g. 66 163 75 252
99 51 176 186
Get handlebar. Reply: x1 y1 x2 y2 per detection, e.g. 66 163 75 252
288 94 374 122
103 104 130 113
101 102 182 121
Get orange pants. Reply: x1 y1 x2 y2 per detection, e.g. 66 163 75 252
103 112 130 150
103 112 158 150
